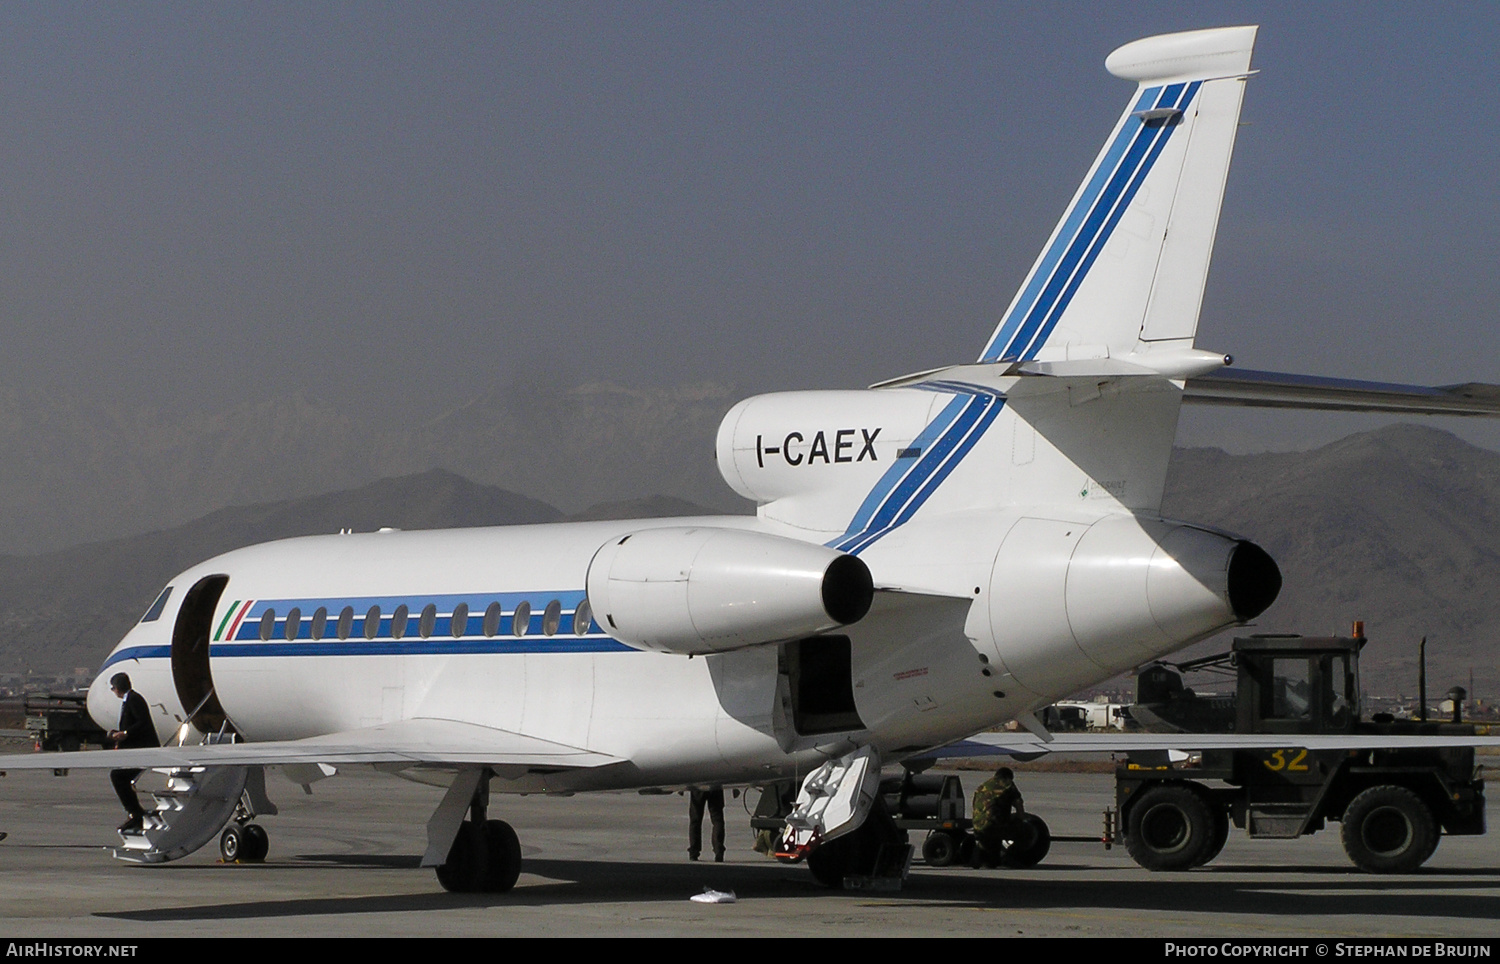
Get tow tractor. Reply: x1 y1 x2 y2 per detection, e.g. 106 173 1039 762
25 692 109 753
1115 631 1486 873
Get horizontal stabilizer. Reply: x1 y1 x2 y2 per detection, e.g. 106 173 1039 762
1183 368 1500 417
0 719 622 771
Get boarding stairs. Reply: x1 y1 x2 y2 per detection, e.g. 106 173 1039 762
778 745 882 857
113 710 276 863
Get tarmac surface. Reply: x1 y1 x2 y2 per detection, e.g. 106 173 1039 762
1 757 1498 938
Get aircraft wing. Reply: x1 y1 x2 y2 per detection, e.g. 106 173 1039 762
0 718 623 771
926 730 1500 759
1181 369 1500 417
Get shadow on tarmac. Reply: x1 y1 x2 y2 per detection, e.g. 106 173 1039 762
97 855 1500 924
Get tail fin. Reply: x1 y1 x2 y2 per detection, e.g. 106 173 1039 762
979 26 1256 364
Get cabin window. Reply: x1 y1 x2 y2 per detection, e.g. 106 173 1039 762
364 605 381 640
260 608 277 642
284 607 302 641
483 602 502 637
451 603 468 638
574 599 593 635
542 600 562 636
512 601 531 637
337 606 354 640
419 603 437 639
391 605 409 640
141 586 173 623
310 607 328 640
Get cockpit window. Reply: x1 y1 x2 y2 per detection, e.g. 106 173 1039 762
141 586 174 623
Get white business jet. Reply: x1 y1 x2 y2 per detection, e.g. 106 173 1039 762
9 25 1500 890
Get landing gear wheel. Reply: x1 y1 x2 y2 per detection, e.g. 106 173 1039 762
921 830 960 867
1125 784 1215 871
242 823 269 862
219 824 246 862
806 804 907 888
483 819 522 893
436 820 490 892
807 831 859 887
1341 785 1437 874
1001 813 1051 868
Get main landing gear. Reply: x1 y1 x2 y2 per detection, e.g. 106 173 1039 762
433 770 523 894
219 821 269 863
805 801 910 888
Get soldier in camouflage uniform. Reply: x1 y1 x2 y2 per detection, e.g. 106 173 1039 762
970 766 1026 868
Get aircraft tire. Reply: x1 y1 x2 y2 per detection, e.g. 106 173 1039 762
219 824 247 863
1001 813 1051 868
921 830 960 867
1124 784 1215 871
483 819 522 893
806 802 907 887
242 823 269 863
1341 785 1436 874
806 831 859 888
436 820 490 893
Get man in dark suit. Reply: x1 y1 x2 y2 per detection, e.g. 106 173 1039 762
107 673 160 833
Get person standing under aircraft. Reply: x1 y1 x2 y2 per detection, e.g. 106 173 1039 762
107 673 160 833
687 786 725 862
971 767 1027 868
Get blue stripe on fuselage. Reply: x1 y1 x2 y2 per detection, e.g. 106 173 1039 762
235 590 603 643
831 383 1005 555
100 635 634 672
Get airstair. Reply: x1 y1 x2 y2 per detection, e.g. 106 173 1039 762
114 764 251 863
779 745 882 857
113 703 275 864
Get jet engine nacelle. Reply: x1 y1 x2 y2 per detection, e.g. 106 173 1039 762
585 526 874 655
986 513 1281 696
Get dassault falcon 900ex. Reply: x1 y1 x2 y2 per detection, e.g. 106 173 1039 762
9 26 1500 890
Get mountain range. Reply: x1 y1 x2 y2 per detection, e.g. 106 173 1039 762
0 381 745 555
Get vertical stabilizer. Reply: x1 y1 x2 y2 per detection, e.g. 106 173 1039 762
979 26 1256 364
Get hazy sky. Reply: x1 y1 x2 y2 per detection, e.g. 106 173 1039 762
3 2 1497 451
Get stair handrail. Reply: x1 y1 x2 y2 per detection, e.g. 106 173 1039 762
174 689 219 747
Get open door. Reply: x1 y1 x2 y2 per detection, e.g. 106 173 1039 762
170 574 235 735
784 636 865 736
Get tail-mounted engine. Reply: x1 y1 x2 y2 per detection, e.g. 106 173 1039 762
585 526 874 656
985 514 1281 696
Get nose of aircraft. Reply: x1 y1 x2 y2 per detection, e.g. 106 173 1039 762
86 670 117 733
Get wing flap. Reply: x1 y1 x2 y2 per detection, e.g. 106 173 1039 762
0 718 622 771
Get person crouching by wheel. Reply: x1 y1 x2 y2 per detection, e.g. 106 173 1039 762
971 766 1029 868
